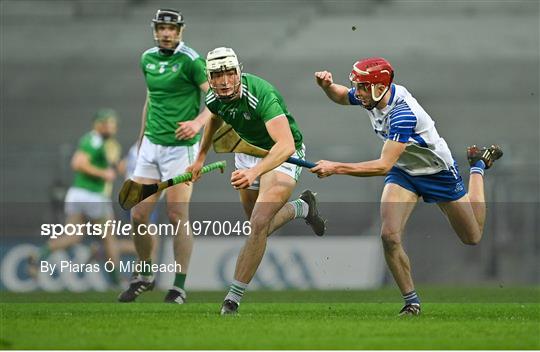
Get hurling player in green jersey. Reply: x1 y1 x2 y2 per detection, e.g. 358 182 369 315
118 9 212 304
30 109 123 286
186 47 327 315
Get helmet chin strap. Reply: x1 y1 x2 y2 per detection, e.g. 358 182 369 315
159 48 174 55
371 83 389 102
363 84 389 110
157 41 179 56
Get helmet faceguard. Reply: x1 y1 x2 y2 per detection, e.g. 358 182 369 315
349 57 394 110
151 9 184 55
206 47 242 102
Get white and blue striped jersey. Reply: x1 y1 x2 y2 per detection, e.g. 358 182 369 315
348 84 456 176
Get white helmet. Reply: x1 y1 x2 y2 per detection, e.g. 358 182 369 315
206 47 242 101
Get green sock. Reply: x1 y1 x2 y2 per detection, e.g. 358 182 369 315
174 273 187 290
140 260 153 279
108 268 120 285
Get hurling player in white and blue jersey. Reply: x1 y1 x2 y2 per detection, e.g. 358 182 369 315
313 58 503 316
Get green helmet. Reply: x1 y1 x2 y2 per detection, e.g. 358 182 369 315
93 108 118 122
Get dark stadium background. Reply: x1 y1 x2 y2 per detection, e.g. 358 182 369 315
1 0 538 287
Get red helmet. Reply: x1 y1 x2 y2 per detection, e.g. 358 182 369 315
349 57 394 87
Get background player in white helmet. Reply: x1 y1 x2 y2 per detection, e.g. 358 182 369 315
187 47 327 315
118 9 212 304
313 58 503 316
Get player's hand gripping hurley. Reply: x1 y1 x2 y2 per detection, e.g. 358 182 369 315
212 124 316 168
118 160 226 210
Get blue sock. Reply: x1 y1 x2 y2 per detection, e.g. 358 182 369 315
470 160 485 176
403 290 420 305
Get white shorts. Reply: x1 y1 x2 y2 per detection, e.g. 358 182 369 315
235 144 306 190
133 136 199 181
64 187 113 220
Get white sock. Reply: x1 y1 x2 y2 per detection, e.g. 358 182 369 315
225 280 248 305
289 199 309 219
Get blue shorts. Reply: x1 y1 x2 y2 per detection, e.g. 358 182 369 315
384 164 466 203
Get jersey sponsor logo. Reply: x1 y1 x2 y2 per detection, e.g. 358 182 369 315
158 62 169 74
219 107 238 120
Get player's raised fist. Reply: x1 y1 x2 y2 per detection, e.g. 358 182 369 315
314 71 334 88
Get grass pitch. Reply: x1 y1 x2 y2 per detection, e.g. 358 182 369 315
1 286 539 349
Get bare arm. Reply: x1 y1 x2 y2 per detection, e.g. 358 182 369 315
71 151 115 181
137 94 149 152
117 157 127 177
230 115 296 189
194 113 223 164
311 140 406 178
314 70 351 105
186 112 223 182
252 115 296 177
195 82 212 126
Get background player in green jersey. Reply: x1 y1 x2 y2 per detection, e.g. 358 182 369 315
118 9 212 304
30 109 123 286
186 47 327 315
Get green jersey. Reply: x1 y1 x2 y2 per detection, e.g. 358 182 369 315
141 42 207 146
73 131 108 194
205 73 303 150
